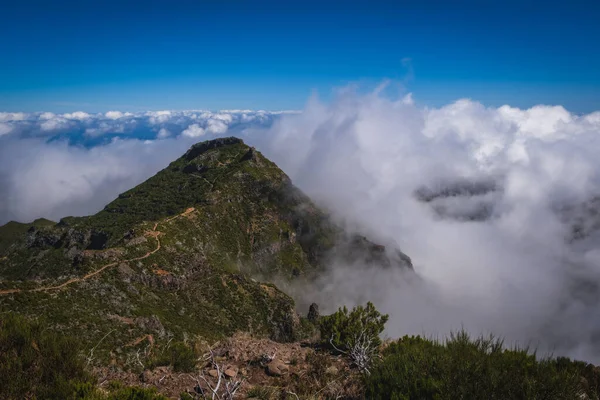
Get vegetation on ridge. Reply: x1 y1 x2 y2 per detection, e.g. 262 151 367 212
4 306 600 399
0 137 411 372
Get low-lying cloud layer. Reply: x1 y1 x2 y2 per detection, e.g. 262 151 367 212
0 109 297 144
251 90 600 362
0 109 295 222
2 89 600 362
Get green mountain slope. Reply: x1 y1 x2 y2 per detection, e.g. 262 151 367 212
0 137 411 363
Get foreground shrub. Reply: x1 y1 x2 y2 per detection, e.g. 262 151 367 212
364 331 588 400
320 302 388 350
320 302 388 374
0 313 93 399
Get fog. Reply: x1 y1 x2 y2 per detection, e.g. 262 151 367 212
250 89 600 362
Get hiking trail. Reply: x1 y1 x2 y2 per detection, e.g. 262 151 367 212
0 208 195 296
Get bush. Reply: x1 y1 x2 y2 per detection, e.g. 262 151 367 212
169 342 198 372
0 313 94 399
364 331 589 400
320 302 388 351
319 302 388 374
293 316 319 341
148 341 198 372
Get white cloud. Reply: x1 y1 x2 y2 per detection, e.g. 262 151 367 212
0 109 284 139
105 111 132 120
0 122 13 136
205 119 228 135
40 117 69 131
157 128 171 138
39 112 56 120
181 124 206 138
0 112 27 122
147 110 172 124
63 111 91 120
208 113 234 123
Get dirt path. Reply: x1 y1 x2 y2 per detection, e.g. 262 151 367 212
0 208 195 296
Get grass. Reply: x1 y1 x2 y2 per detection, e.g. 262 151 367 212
0 313 93 399
246 386 280 399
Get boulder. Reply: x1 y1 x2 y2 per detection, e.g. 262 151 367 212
224 367 238 378
139 370 152 383
267 360 289 376
208 369 219 378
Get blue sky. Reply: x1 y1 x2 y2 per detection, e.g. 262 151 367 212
1 0 599 113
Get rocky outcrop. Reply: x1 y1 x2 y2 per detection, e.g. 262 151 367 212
307 303 320 322
334 234 413 270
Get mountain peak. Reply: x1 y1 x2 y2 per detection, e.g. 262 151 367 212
183 136 246 161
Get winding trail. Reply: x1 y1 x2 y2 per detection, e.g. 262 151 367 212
0 208 195 296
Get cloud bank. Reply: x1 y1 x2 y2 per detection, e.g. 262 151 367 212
2 89 600 362
249 90 600 362
0 109 297 145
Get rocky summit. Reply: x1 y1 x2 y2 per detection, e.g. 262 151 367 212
0 137 411 363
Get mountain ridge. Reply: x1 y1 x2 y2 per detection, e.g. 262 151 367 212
0 136 412 364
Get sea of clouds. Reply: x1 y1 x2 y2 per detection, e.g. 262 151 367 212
0 109 296 223
2 87 600 361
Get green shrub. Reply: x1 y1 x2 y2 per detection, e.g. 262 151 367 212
364 331 588 400
169 341 198 372
0 313 94 399
320 302 388 351
148 341 198 372
319 302 387 374
293 316 319 341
